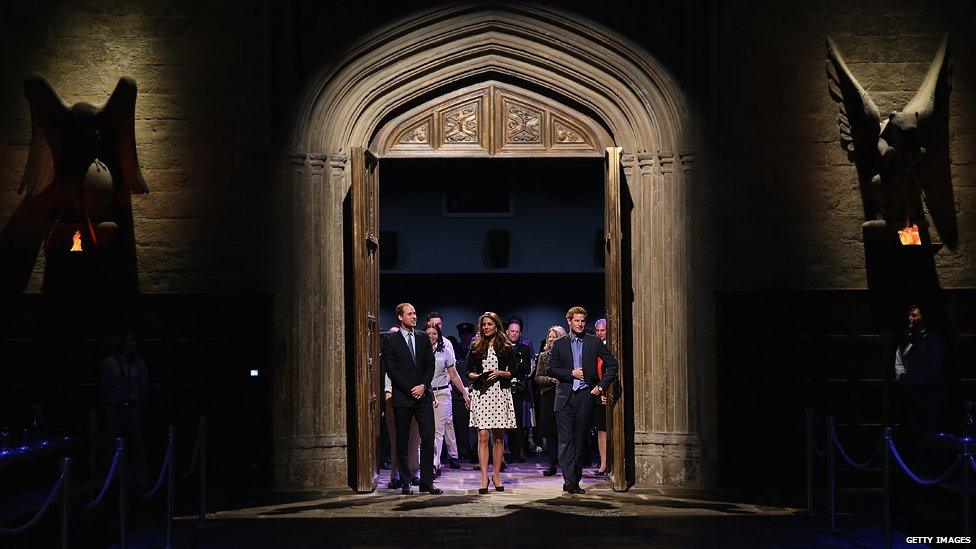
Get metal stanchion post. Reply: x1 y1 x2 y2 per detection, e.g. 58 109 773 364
117 437 127 549
166 426 175 549
198 416 206 528
60 457 72 549
88 411 97 480
963 448 971 538
883 427 892 549
806 410 814 516
827 416 836 532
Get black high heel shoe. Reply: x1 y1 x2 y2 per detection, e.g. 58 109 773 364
478 481 489 495
492 478 504 492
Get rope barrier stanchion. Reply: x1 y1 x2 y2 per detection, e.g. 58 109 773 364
883 427 892 549
0 470 66 536
117 438 128 549
198 416 207 529
166 426 175 549
827 416 837 532
60 457 71 549
963 448 971 538
806 410 814 517
88 411 97 482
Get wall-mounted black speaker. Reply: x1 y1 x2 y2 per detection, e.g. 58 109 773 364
380 230 398 270
484 229 510 268
594 228 605 268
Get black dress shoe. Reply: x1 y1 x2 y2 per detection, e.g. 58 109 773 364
562 482 572 492
401 487 414 495
593 469 606 477
420 486 443 495
410 476 420 486
543 467 557 477
387 479 403 489
449 458 461 469
569 485 586 494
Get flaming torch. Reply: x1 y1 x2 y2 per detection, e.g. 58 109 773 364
70 230 83 252
897 223 922 246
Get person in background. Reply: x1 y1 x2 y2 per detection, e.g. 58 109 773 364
895 304 948 437
505 317 532 462
591 318 609 476
457 322 479 462
425 323 470 473
99 332 150 484
534 325 566 476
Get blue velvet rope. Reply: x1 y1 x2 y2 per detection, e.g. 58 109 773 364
0 473 65 535
830 424 882 469
130 441 172 499
86 448 122 509
887 439 961 486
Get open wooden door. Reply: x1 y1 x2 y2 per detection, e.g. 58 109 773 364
351 147 381 492
604 146 628 491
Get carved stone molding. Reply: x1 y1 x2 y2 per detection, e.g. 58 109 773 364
637 151 656 176
679 152 695 173
328 153 348 182
658 153 676 175
375 81 610 157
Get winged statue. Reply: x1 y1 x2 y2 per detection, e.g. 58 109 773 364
19 74 148 250
826 36 955 248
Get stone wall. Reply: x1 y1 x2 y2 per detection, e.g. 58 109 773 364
0 0 281 293
2 0 975 491
704 0 976 290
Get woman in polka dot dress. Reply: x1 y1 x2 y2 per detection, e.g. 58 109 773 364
467 311 517 493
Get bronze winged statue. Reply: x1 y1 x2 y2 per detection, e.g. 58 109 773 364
826 36 955 248
20 74 148 249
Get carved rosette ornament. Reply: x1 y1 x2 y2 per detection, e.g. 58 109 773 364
553 119 585 144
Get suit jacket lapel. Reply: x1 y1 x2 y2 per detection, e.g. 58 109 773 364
397 331 417 367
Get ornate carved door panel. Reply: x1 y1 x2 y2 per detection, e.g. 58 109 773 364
351 146 380 492
604 146 628 491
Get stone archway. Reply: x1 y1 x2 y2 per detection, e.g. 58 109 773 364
283 2 704 490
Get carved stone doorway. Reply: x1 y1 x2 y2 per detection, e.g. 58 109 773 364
287 4 699 493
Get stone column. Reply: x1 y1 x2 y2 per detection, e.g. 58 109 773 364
280 151 348 489
632 149 702 488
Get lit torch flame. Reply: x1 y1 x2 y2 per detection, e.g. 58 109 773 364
70 230 83 252
897 224 921 246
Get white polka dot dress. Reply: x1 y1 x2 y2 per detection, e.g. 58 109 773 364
469 346 518 429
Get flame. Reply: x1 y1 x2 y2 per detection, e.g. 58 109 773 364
897 224 921 246
70 230 83 252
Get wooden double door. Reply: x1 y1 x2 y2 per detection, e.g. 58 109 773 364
349 146 629 492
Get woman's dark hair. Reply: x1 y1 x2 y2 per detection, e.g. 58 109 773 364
471 311 512 357
426 323 444 352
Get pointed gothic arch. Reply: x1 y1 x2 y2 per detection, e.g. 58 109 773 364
284 2 705 491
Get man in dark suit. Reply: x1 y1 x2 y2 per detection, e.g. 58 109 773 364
505 317 532 462
382 303 442 495
548 306 618 494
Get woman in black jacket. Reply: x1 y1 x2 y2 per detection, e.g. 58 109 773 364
467 311 517 493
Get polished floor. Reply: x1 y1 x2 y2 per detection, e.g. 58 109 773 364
144 459 912 547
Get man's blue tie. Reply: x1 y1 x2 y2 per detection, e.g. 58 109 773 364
572 337 587 391
406 331 416 361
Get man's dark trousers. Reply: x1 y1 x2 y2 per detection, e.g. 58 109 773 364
556 388 594 487
394 398 435 487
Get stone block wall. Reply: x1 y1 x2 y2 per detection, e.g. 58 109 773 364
703 0 976 290
0 0 281 294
